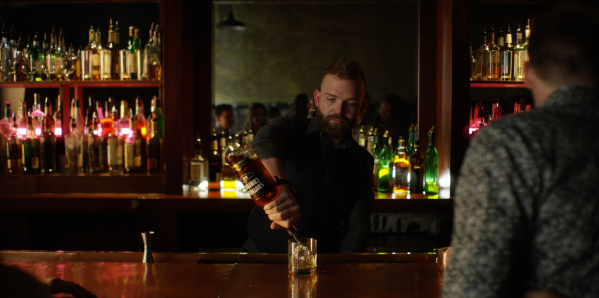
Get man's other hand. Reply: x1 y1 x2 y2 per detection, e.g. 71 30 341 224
263 185 300 229
40 277 97 298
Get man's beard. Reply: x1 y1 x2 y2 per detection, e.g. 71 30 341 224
316 109 357 140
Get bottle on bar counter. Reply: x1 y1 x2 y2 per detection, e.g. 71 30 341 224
45 26 57 81
117 100 131 136
221 133 238 190
6 113 23 174
513 23 526 81
500 25 514 81
209 129 222 182
101 19 116 81
31 93 44 136
190 133 208 189
424 126 438 194
408 140 424 193
65 118 83 175
40 98 56 174
82 26 95 81
147 119 162 173
133 96 147 139
124 109 139 174
22 111 40 174
86 111 101 174
93 29 102 81
147 96 163 137
107 105 123 174
393 137 410 194
377 134 394 193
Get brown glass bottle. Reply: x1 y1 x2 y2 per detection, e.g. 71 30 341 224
146 119 162 173
408 140 424 193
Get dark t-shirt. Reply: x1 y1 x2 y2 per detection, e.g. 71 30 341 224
247 116 374 253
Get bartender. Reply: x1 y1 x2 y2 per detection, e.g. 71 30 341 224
244 58 374 253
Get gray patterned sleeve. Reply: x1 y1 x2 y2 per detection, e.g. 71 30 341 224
442 125 533 298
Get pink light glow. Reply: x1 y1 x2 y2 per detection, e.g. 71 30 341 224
17 128 27 137
120 128 132 136
35 128 42 136
98 127 103 135
54 128 63 136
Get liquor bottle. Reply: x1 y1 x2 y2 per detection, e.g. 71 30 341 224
31 94 45 136
63 44 80 81
248 129 254 144
406 124 415 156
482 25 500 81
209 129 222 182
371 129 382 191
42 33 48 53
127 27 138 80
148 96 163 137
54 28 64 81
82 27 95 81
95 98 104 122
107 105 123 175
147 119 162 173
45 26 57 81
86 111 101 174
377 135 394 193
513 23 526 81
31 33 46 81
190 133 208 189
113 21 121 80
22 112 40 174
408 140 424 193
133 28 143 79
65 119 83 175
424 126 438 194
470 43 477 81
133 96 147 138
522 19 530 69
1 100 12 136
40 98 56 174
54 97 65 173
358 125 366 148
17 100 28 138
101 19 116 81
500 24 514 81
140 23 154 81
6 113 22 174
117 100 131 136
133 111 146 174
221 134 238 190
73 99 85 136
124 110 137 174
474 28 487 81
101 97 114 138
92 29 102 81
393 137 410 194
53 96 63 136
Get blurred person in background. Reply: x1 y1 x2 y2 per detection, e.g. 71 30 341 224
370 94 407 146
215 104 234 135
292 93 310 121
244 103 268 134
443 5 599 298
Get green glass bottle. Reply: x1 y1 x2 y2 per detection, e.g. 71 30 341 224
424 126 439 194
377 136 394 193
31 33 45 81
406 124 415 156
22 112 40 174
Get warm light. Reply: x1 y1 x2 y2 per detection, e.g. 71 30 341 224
35 128 42 136
141 127 147 138
199 180 208 190
54 128 63 136
98 127 103 135
17 128 27 137
121 128 132 136
93 130 98 135
438 170 451 199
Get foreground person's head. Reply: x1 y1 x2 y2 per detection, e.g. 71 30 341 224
525 5 599 106
313 58 367 141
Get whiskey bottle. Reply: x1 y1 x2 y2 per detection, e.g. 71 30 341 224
190 133 208 189
513 23 526 81
134 114 147 174
82 27 95 81
408 140 424 193
133 97 147 138
107 105 123 174
86 111 101 174
22 112 40 175
500 24 514 81
147 119 162 173
358 125 366 148
114 21 121 80
209 129 222 182
124 111 137 174
127 27 138 80
377 135 394 193
221 134 238 190
393 137 410 194
65 119 83 175
482 25 500 81
147 96 163 137
40 98 56 174
101 97 114 137
424 126 438 194
101 20 116 81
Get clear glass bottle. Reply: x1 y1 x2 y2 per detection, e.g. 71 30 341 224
408 139 424 193
65 119 83 175
86 111 101 174
17 100 28 138
45 26 57 81
40 98 56 174
31 33 45 81
190 133 208 189
513 23 526 81
474 28 487 81
92 29 102 81
6 113 22 174
393 137 410 194
127 27 138 80
482 25 500 81
377 135 394 193
500 24 514 81
113 21 121 80
133 97 146 139
424 126 438 194
117 100 131 136
141 23 154 81
107 105 123 175
31 94 45 137
82 27 95 81
1 100 12 136
101 19 116 81
124 111 137 174
54 28 65 81
53 96 62 137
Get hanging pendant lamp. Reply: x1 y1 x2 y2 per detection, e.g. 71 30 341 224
217 7 246 31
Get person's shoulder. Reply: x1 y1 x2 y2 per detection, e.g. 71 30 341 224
352 139 374 163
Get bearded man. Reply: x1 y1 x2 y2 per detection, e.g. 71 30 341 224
244 58 374 253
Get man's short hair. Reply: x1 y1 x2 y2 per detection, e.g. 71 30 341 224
321 58 367 93
529 5 599 88
215 104 233 117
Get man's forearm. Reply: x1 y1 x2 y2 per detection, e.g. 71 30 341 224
262 157 287 180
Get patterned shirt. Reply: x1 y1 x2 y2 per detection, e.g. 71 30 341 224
442 86 599 298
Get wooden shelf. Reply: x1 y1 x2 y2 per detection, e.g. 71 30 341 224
470 82 526 88
0 174 165 194
0 81 163 88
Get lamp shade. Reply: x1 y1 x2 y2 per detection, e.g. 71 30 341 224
217 10 246 31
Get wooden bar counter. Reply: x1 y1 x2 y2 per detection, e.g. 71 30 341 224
1 251 442 298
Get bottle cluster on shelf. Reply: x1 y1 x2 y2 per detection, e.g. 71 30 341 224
0 94 164 175
357 124 439 195
470 19 530 82
469 99 531 135
188 128 255 191
0 19 161 83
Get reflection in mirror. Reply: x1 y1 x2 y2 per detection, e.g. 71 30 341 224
213 2 419 139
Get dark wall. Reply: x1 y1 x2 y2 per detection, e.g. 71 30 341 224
213 2 419 108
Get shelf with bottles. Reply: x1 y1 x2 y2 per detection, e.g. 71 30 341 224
470 82 525 88
0 81 162 88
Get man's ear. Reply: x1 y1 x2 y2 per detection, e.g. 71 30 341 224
313 89 321 108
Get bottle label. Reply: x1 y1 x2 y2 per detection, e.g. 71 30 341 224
32 157 39 169
190 161 205 182
240 172 267 199
108 143 116 166
148 158 157 169
117 145 124 165
232 157 251 172
125 144 134 167
134 156 142 167
35 59 43 74
130 53 138 74
103 53 112 76
92 54 100 75
506 34 512 44
212 140 218 150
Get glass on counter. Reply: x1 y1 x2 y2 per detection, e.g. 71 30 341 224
288 238 317 275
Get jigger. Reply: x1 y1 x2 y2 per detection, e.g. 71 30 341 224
141 231 155 263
